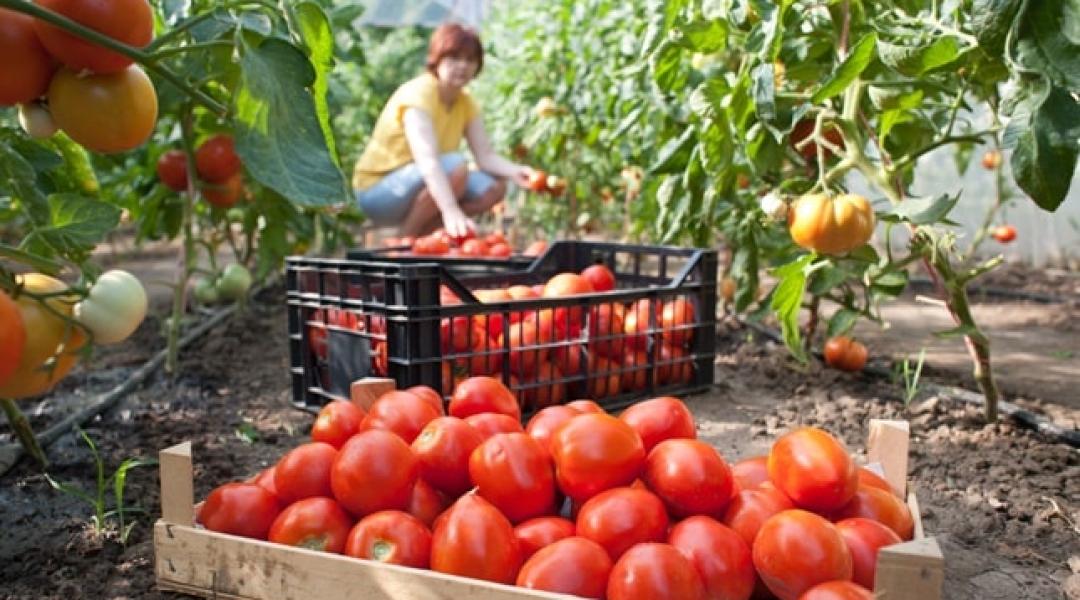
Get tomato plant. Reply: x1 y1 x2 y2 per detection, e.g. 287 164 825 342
343 510 431 568
197 482 280 540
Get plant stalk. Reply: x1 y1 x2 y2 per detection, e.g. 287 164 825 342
0 398 48 468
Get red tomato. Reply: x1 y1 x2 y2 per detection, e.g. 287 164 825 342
607 543 706 600
523 240 548 256
198 482 280 540
566 399 606 414
654 343 694 385
331 429 418 517
195 134 242 183
644 439 735 518
268 497 353 553
623 298 656 352
586 356 623 400
273 442 337 505
489 242 512 257
619 396 697 453
659 298 696 347
464 412 524 440
668 516 755 600
587 303 626 358
790 119 845 162
752 510 853 600
514 516 576 560
344 510 431 568
722 482 795 547
485 232 508 246
525 405 581 456
34 0 153 74
460 238 489 256
520 361 566 410
543 272 594 331
251 467 280 500
732 455 770 491
798 581 874 600
857 467 895 496
360 390 440 444
156 150 188 192
0 9 56 106
499 315 553 377
311 400 366 449
581 264 617 292
831 485 914 541
406 478 447 527
201 173 243 207
406 385 445 415
526 169 548 191
836 517 902 589
449 376 522 421
823 336 868 372
469 433 557 523
552 342 585 377
411 416 484 498
431 493 523 584
768 427 858 512
412 235 450 255
576 487 668 561
991 224 1017 243
620 351 650 392
517 536 613 598
550 413 645 502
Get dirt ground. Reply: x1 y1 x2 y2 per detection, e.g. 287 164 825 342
0 269 1078 599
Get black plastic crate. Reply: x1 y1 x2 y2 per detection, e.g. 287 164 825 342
287 241 718 415
346 246 535 275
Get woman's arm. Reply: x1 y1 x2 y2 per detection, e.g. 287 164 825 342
403 107 473 237
465 117 534 187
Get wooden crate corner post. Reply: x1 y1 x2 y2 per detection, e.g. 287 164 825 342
159 441 194 527
350 377 396 411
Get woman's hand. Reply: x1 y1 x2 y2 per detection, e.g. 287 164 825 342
441 205 476 239
510 165 537 189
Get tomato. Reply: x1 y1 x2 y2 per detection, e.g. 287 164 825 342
823 336 868 372
856 467 895 496
460 238 489 256
668 516 755 600
73 270 146 345
430 493 522 584
527 169 548 191
485 232 508 246
644 439 735 518
982 149 1002 170
344 510 431 568
201 173 243 207
405 385 445 415
545 175 567 196
732 455 770 491
331 429 419 516
768 427 858 512
835 517 902 589
212 264 251 302
360 390 440 443
565 399 605 414
514 516 576 560
499 315 552 377
48 65 157 153
0 290 26 386
311 400 366 449
654 343 694 385
752 510 853 600
525 405 581 456
619 396 697 453
406 478 447 527
659 298 696 347
581 264 616 293
195 134 242 183
464 412 524 440
798 581 874 600
586 356 622 399
576 487 668 561
587 304 625 358
469 433 556 523
520 362 566 410
489 242 512 257
273 442 337 505
788 193 875 256
412 235 450 255
17 102 58 139
543 272 594 336
34 0 153 74
831 485 914 540
608 543 706 600
517 536 612 598
991 224 1017 243
616 351 647 392
156 150 188 192
721 482 795 547
790 119 845 162
251 466 280 500
550 413 645 502
268 497 353 553
198 482 280 540
411 416 484 497
552 342 585 377
623 298 656 352
0 9 56 105
523 240 548 256
448 376 521 421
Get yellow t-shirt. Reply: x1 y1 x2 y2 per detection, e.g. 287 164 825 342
352 72 479 190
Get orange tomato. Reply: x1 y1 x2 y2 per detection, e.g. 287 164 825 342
788 193 875 255
823 336 868 372
767 427 858 512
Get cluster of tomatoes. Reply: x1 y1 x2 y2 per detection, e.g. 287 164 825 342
1 0 158 153
156 134 245 207
383 230 549 259
526 169 567 196
198 381 912 599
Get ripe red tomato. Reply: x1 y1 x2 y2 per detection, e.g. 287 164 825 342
991 224 1017 243
607 543 706 600
156 150 188 192
654 343 694 385
576 487 668 561
460 238 489 256
768 427 858 512
517 536 613 598
499 316 553 377
360 391 440 444
449 376 521 421
550 413 645 502
251 466 280 500
514 516 576 560
586 356 622 399
331 429 418 516
411 416 484 498
489 242 512 257
587 304 626 358
619 351 650 392
311 400 366 449
618 396 697 453
722 482 795 547
732 455 770 491
0 9 56 105
469 433 557 523
268 496 353 553
273 442 337 505
525 405 581 457
201 173 243 207
344 510 431 568
464 412 524 440
34 0 153 74
644 439 735 518
752 510 853 600
406 478 447 527
857 467 895 496
836 517 902 589
412 235 450 255
523 240 548 256
581 264 616 293
194 134 242 183
831 485 915 540
565 399 605 414
543 272 594 335
623 298 657 351
659 298 696 347
405 385 445 415
668 516 755 600
823 336 868 372
431 493 523 584
799 580 874 600
198 482 280 540
527 169 548 191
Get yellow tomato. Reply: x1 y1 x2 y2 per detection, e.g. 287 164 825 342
0 273 85 399
788 193 875 255
47 64 158 154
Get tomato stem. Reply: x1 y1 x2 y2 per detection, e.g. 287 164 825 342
0 398 48 469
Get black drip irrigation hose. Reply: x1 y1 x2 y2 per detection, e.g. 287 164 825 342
730 315 1080 449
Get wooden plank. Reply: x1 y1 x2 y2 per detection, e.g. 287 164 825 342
874 535 945 599
159 442 194 527
908 489 926 541
154 521 570 600
350 377 396 411
867 419 910 497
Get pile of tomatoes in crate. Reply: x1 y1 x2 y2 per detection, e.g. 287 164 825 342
197 379 913 599
382 229 549 258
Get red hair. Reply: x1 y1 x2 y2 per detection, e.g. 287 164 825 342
426 23 483 75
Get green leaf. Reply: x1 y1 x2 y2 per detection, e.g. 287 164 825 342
751 62 776 122
1011 0 1080 90
731 238 760 312
827 308 859 338
679 18 727 53
972 0 1023 58
234 35 349 207
878 35 969 77
871 270 909 296
808 264 850 296
770 254 813 363
812 33 877 104
882 193 959 225
933 323 979 339
650 126 697 174
0 142 48 223
291 2 339 166
650 41 688 93
1005 86 1080 211
22 194 121 259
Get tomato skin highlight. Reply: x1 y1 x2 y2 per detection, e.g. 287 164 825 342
550 413 646 503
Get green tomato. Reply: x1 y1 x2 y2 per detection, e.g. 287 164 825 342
73 270 147 345
193 277 220 305
215 264 252 301
18 103 58 139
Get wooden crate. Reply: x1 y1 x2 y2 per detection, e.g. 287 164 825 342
154 401 943 599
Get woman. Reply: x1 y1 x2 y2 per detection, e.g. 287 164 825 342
353 23 536 239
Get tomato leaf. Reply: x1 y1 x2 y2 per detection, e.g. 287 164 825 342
827 308 859 338
881 193 959 225
650 126 697 174
651 41 689 93
770 254 813 363
878 34 969 77
0 142 48 224
1010 0 1080 90
971 0 1023 57
1004 85 1080 212
811 33 877 104
289 2 339 166
809 264 851 296
679 18 727 53
21 194 121 261
730 237 760 312
751 62 777 122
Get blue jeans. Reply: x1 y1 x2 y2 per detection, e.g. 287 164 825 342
354 153 497 226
